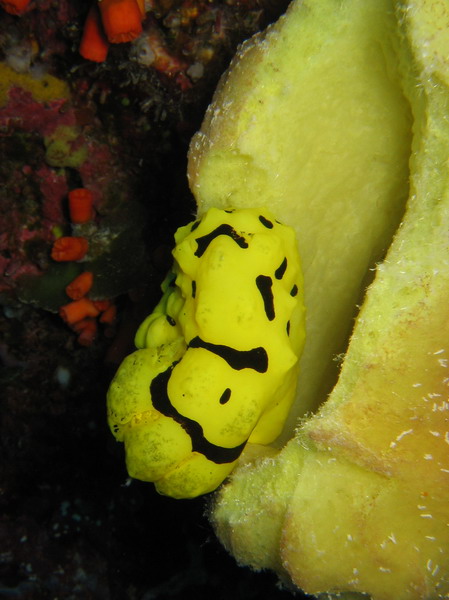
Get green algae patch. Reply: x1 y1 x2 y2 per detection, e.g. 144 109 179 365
17 262 83 312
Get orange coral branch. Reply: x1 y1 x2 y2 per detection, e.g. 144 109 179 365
0 0 31 15
51 237 88 262
135 0 145 17
59 298 100 325
93 299 111 312
78 323 97 346
72 318 98 346
98 0 143 43
68 188 94 223
79 5 109 62
65 271 94 300
99 304 117 324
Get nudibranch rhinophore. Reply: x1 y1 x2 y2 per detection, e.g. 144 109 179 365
107 206 306 498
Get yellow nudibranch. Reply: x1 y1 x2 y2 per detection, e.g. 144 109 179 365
107 207 306 498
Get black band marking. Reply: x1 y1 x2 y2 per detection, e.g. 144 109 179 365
290 284 298 297
219 388 231 405
166 315 176 326
194 224 248 258
286 320 290 336
256 275 275 321
259 215 273 229
150 365 247 464
190 220 200 232
275 257 287 280
189 336 268 373
191 280 196 299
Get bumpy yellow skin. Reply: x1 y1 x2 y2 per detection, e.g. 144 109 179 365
107 207 305 499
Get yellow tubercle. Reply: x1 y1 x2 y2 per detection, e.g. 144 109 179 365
107 206 306 498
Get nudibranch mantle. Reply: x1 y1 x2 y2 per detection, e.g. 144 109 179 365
107 207 306 498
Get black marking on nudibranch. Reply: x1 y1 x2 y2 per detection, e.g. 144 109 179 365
194 224 248 258
290 284 298 297
190 220 200 232
275 258 287 280
150 366 247 464
259 215 274 229
166 315 176 326
219 388 232 405
256 275 275 321
189 336 268 373
191 280 196 299
286 320 291 335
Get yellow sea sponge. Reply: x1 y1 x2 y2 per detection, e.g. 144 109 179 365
195 0 449 598
0 61 70 106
